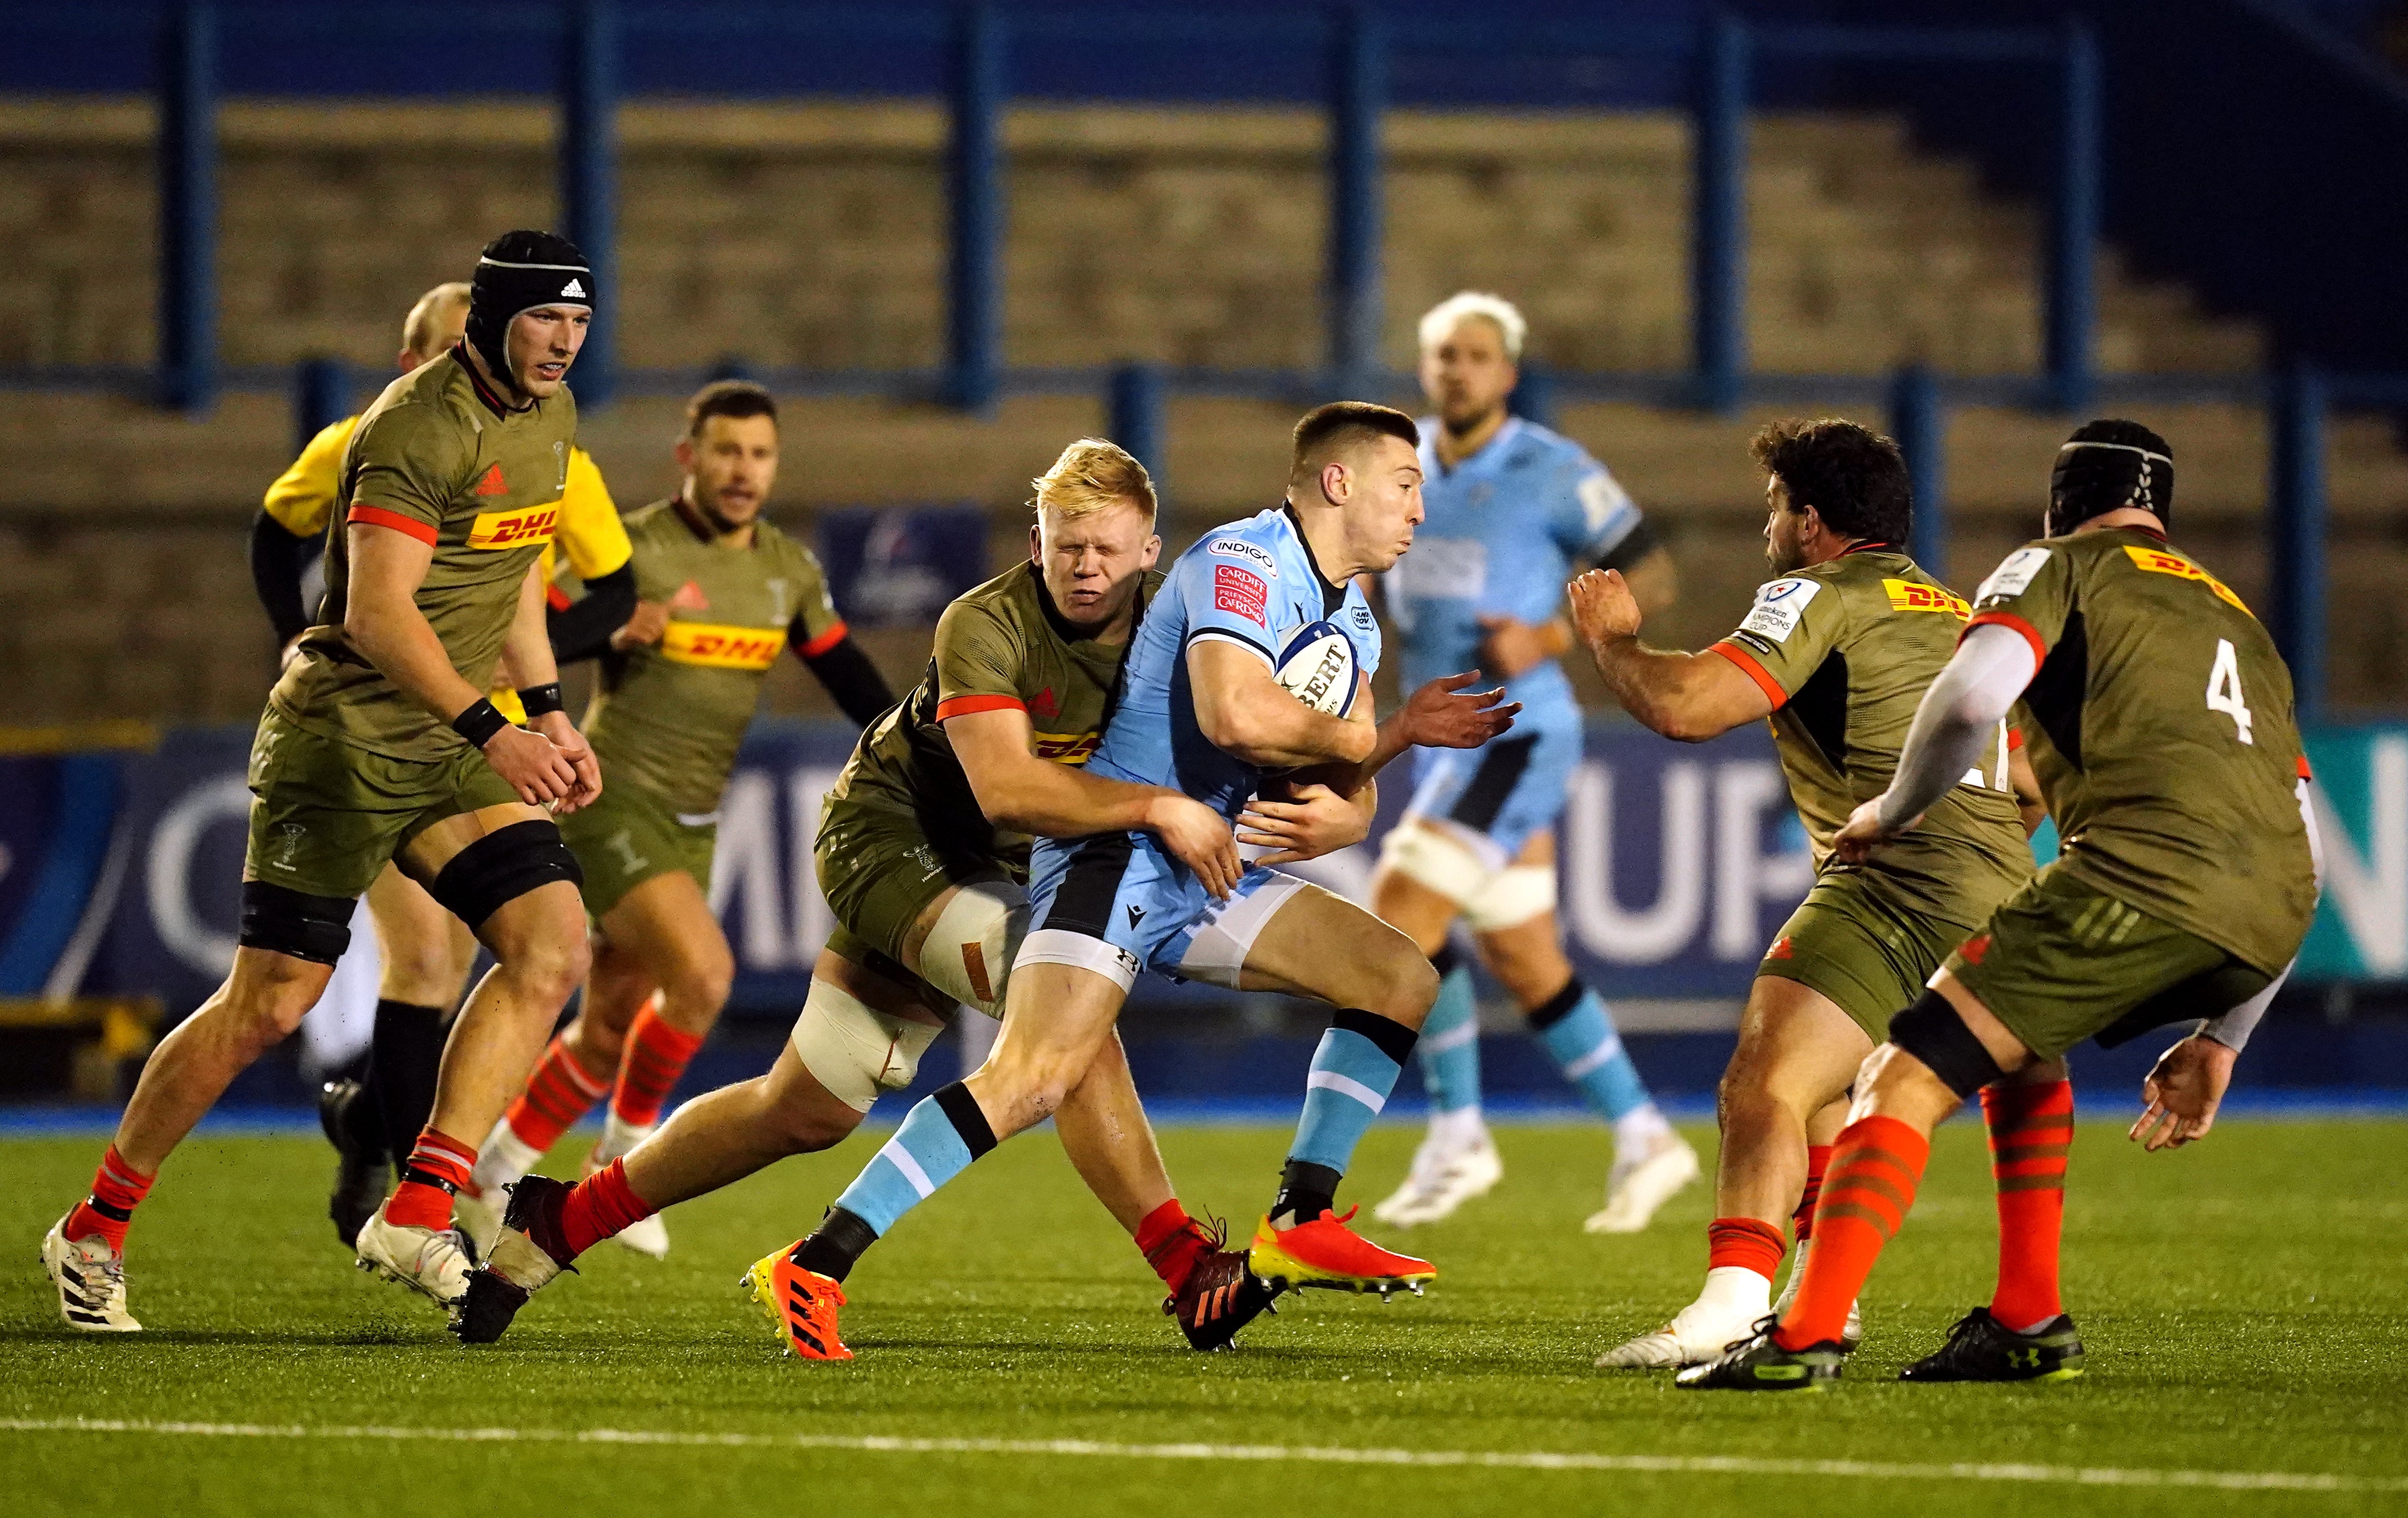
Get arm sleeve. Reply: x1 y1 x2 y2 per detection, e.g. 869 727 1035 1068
799 632 898 728
260 418 352 538
1706 575 1847 707
248 510 318 647
931 599 1026 721
1873 622 2040 829
785 543 849 660
1963 542 2075 663
344 407 469 542
546 561 636 665
1180 540 1278 666
553 449 631 579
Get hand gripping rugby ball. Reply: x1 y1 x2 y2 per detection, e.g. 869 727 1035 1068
1273 620 1359 717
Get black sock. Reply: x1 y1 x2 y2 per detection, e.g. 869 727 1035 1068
369 999 447 1155
1270 1159 1342 1229
793 1206 880 1282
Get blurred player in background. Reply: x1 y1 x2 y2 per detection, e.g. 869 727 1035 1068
45 232 604 1329
1370 292 1695 1233
1571 419 2042 1369
1681 421 2322 1391
459 440 1304 1353
457 380 895 1260
748 404 1517 1360
250 279 635 1249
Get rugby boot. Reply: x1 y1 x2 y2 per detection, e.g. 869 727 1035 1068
452 1175 580 1345
1248 1207 1435 1297
1372 1127 1503 1228
355 1199 474 1308
451 1182 503 1261
1598 1291 1765 1370
1674 1320 1847 1392
1584 1130 1701 1234
741 1243 852 1360
317 1077 390 1249
42 1215 140 1333
1161 1217 1283 1351
586 1132 668 1260
1898 1307 2085 1384
1772 1240 1863 1352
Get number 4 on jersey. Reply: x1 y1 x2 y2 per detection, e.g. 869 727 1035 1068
2206 637 2253 744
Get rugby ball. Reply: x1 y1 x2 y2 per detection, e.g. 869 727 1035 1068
1274 620 1359 717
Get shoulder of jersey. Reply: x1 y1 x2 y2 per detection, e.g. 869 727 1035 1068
1193 513 1291 573
620 497 680 535
954 560 1040 616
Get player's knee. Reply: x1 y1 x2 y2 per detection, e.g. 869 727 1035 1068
661 944 735 1024
378 936 470 1006
1885 988 2006 1101
1360 948 1440 1027
501 929 591 1010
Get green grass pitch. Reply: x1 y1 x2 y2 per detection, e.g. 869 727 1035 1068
4 1117 2404 1516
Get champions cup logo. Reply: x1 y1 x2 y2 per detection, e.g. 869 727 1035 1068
1882 579 1971 619
1032 730 1101 765
466 501 561 550
660 621 788 670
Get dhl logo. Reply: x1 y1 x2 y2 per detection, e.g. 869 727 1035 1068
660 620 788 670
1033 730 1100 766
2123 545 2252 616
1882 578 1971 619
465 500 561 550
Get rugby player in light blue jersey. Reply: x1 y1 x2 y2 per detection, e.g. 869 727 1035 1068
1368 293 1699 1233
748 403 1519 1358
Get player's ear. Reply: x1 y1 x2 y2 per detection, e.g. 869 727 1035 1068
673 436 695 475
1320 458 1350 506
1141 533 1162 570
1028 521 1043 565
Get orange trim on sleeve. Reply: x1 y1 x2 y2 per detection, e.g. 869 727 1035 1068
345 504 438 546
2297 754 2314 780
934 693 1026 723
545 582 572 612
1965 610 2047 666
1709 640 1788 710
797 619 850 659
2007 726 2026 752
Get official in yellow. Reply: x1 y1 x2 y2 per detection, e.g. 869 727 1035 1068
250 279 634 1250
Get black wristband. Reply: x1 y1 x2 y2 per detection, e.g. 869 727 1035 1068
452 697 509 748
516 682 565 718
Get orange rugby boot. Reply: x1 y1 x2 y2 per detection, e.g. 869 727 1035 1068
1248 1206 1436 1297
741 1242 853 1360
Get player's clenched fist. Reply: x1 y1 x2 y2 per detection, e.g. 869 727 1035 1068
1566 567 1643 651
1399 671 1520 751
481 723 581 809
530 709 604 813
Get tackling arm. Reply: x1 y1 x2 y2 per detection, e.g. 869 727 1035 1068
1567 569 1769 742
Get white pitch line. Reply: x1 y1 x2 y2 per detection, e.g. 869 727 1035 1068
0 1418 2400 1494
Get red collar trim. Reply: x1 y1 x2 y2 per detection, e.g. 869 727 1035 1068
454 342 525 418
1840 540 1898 557
2118 523 2169 543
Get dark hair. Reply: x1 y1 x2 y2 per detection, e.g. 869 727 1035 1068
1749 418 1911 545
1291 401 1419 480
685 379 777 438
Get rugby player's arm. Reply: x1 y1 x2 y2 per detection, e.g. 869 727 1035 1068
249 513 317 650
1187 641 1376 769
546 562 636 664
497 557 603 810
1838 622 2038 856
1568 567 1764 742
792 618 896 728
945 706 1239 897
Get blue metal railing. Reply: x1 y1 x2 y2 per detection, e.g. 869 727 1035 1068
4 1 2389 720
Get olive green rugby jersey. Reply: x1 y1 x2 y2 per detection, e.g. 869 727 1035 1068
1967 525 2315 973
1713 545 2035 929
829 562 1161 874
584 499 847 817
270 348 577 762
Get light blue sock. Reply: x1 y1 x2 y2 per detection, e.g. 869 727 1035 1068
1288 1010 1416 1173
830 1084 991 1236
1531 983 1651 1122
1417 963 1482 1112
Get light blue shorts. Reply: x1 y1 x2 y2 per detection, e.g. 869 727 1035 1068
1017 830 1312 993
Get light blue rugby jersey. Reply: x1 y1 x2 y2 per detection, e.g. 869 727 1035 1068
1381 416 1644 713
1087 504 1382 823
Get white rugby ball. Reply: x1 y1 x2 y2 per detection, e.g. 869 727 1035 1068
1274 620 1359 716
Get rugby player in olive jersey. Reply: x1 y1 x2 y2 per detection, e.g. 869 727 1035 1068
1680 420 2322 1392
459 440 1330 1353
459 381 896 1260
1573 419 2047 1370
250 278 636 1249
44 232 609 1332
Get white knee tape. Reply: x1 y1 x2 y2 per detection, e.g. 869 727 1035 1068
917 880 1028 1016
789 979 945 1114
1376 822 1493 913
1462 864 1557 933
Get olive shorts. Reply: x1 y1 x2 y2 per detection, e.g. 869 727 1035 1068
557 778 718 921
1758 867 1986 1041
244 709 518 900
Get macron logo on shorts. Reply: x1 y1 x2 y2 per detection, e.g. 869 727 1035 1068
1215 564 1268 625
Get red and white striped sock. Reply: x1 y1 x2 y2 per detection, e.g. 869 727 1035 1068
502 1034 613 1156
63 1145 155 1254
387 1128 478 1231
610 1004 705 1130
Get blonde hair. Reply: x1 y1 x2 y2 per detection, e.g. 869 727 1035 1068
1417 290 1526 360
401 281 472 360
1031 438 1157 521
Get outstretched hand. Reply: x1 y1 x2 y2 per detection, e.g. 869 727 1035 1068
1401 672 1520 751
2129 1033 2238 1152
1566 567 1643 652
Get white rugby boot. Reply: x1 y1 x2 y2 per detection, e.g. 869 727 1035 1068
1372 1113 1503 1227
589 1116 668 1259
1772 1237 1864 1350
1584 1128 1701 1234
43 1216 141 1332
354 1200 473 1307
1597 1266 1771 1369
